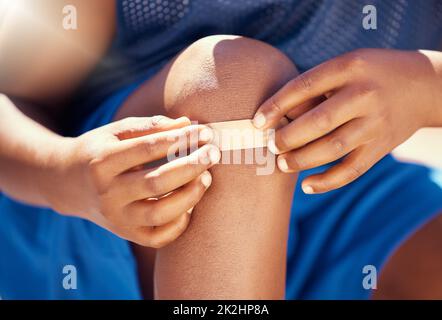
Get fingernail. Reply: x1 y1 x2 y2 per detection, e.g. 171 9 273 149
187 207 194 214
208 146 221 164
199 128 214 142
253 113 266 128
267 138 281 154
277 157 289 172
201 171 212 188
303 185 315 194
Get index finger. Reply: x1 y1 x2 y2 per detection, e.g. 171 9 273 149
102 125 214 176
252 56 349 130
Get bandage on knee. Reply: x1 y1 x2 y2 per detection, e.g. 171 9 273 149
207 118 288 151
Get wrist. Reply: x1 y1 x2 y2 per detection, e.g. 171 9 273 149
38 136 78 212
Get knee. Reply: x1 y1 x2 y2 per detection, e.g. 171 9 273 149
163 35 298 123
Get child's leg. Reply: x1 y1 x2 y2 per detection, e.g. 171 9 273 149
115 35 298 299
373 213 442 299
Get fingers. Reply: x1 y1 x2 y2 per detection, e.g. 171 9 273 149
285 96 326 120
268 88 363 154
107 116 191 140
114 143 220 201
253 56 349 129
300 144 385 194
99 124 215 176
276 118 373 172
134 211 192 248
122 171 212 227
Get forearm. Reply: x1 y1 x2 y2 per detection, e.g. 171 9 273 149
0 94 71 206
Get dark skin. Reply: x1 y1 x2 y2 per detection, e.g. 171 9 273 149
0 0 441 298
373 214 442 299
253 49 442 194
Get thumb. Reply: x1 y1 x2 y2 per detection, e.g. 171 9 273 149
108 116 191 140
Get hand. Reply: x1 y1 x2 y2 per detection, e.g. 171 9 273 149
253 49 442 193
47 116 220 248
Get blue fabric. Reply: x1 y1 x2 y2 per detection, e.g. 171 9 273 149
72 0 441 120
0 84 142 300
2 0 442 299
287 159 442 299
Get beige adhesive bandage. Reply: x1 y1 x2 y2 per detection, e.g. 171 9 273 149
206 118 288 151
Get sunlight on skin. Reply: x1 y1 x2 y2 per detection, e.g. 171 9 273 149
0 0 115 102
0 0 96 60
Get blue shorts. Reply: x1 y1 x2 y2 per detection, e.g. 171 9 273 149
1 82 441 299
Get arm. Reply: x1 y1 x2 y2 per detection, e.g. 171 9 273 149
0 96 72 206
0 0 116 102
1 1 212 250
0 0 116 205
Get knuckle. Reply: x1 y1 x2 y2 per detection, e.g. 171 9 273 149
353 85 378 101
144 173 163 195
371 115 391 142
147 205 163 226
88 158 108 188
345 50 370 72
328 136 346 155
149 115 167 128
293 73 314 92
178 127 194 147
140 139 155 157
267 96 283 115
175 216 190 234
346 161 366 180
310 108 331 130
102 207 122 224
107 213 122 226
383 129 395 145
376 107 391 127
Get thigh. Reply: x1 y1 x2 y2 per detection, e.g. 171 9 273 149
373 213 442 299
285 155 442 299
